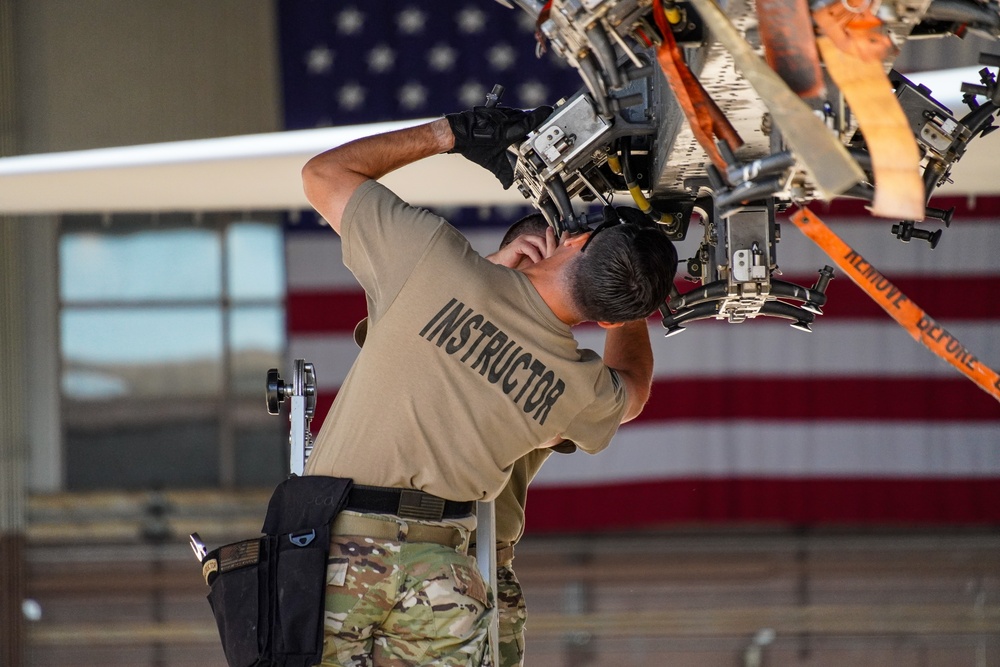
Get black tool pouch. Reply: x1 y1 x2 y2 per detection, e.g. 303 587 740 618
202 475 353 667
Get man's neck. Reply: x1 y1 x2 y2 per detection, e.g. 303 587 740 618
521 262 581 327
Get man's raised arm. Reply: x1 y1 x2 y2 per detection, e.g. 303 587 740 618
602 320 654 423
301 119 455 235
301 105 551 235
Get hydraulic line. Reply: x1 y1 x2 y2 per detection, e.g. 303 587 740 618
770 279 828 309
546 176 579 232
669 278 829 311
923 0 1000 28
586 22 625 89
538 198 562 233
725 151 795 185
923 97 998 199
661 301 721 332
669 280 729 309
662 300 814 329
758 301 816 328
960 95 999 138
618 137 679 230
714 174 785 209
578 52 612 118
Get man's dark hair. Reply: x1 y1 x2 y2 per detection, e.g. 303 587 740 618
567 222 677 322
500 213 550 249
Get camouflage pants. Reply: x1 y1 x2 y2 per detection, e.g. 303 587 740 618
495 564 527 667
321 526 492 666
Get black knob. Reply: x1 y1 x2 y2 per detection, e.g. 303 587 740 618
266 368 285 415
891 221 942 248
924 206 954 227
812 265 835 294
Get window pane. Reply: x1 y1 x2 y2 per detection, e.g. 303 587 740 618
234 423 289 487
59 214 287 490
61 227 221 302
66 420 220 490
227 221 284 300
230 306 284 396
62 308 223 400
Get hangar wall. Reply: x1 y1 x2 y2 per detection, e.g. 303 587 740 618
2 4 998 666
3 0 282 493
13 0 281 153
2 5 280 659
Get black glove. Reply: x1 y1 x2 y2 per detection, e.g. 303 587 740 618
446 105 553 189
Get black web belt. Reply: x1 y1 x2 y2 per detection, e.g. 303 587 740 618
346 485 474 521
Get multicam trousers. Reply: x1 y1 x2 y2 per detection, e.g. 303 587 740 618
321 528 492 667
495 564 528 667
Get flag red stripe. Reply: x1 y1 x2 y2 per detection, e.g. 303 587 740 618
635 377 1000 422
288 276 1000 334
524 477 1000 531
287 291 369 333
805 195 1000 219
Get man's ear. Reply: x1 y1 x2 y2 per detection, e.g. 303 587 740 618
561 232 590 249
597 321 625 329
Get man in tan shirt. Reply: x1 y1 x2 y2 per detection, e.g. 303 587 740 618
355 213 572 667
301 107 677 666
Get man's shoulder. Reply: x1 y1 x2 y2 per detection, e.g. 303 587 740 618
343 179 450 244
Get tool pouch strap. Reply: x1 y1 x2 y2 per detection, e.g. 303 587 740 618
203 475 353 667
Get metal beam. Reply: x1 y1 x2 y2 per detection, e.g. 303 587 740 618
0 122 528 215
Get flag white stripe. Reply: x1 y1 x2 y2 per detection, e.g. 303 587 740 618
770 216 1000 275
530 421 1000 486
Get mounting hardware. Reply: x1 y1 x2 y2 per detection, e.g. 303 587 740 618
891 220 942 248
265 360 317 476
802 265 835 315
924 206 954 227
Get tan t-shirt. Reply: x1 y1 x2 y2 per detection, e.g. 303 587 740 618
492 448 552 546
304 180 627 501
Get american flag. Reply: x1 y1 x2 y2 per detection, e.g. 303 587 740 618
278 1 1000 531
278 1 579 129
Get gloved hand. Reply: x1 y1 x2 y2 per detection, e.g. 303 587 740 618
445 105 552 189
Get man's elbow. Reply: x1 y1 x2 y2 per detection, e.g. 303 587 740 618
301 157 348 218
620 378 652 424
301 157 329 201
300 156 353 234
621 398 647 424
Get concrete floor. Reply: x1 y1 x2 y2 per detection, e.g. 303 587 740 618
21 526 1000 666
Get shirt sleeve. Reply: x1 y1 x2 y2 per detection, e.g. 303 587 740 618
560 352 629 454
340 180 447 320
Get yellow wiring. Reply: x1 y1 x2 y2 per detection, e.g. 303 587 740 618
627 183 672 224
627 184 654 214
619 148 669 224
607 154 623 175
663 4 682 24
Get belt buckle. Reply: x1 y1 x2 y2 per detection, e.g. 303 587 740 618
398 489 446 521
